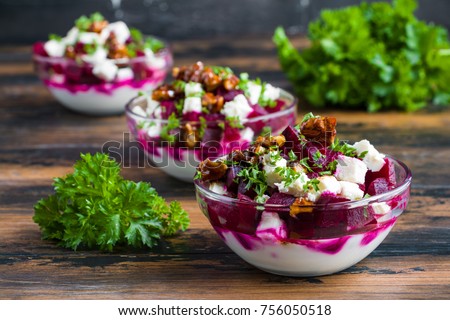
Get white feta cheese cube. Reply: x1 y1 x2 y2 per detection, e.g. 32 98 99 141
185 82 203 97
262 83 281 101
339 181 364 201
182 97 202 114
353 139 385 172
275 172 310 198
256 211 287 241
146 98 160 117
146 122 161 137
63 27 79 46
317 175 342 194
239 127 254 142
106 21 130 44
247 81 262 105
99 28 111 44
116 67 134 81
78 32 101 44
81 47 108 64
144 48 167 69
334 155 368 185
263 152 287 188
209 182 227 195
92 60 118 82
221 94 253 120
44 40 65 57
371 202 391 215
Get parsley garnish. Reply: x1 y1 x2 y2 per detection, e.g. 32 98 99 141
145 37 165 53
160 113 180 143
33 153 189 252
49 34 62 41
198 116 207 139
226 116 244 129
237 165 268 203
288 150 298 161
330 137 357 157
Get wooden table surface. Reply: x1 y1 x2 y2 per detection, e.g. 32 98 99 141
1 37 449 300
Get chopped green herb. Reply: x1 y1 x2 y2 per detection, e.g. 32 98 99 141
49 34 62 41
226 116 244 129
33 152 189 252
198 116 207 139
160 113 180 143
288 150 298 161
144 37 165 53
359 150 369 159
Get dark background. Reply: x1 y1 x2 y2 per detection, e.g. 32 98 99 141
1 0 449 44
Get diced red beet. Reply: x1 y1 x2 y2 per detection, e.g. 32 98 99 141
32 42 48 56
225 165 242 194
365 158 396 190
238 181 257 199
217 88 244 102
248 104 269 118
267 99 285 113
281 125 300 144
266 192 296 206
159 100 176 118
367 177 389 195
347 207 376 229
182 111 201 122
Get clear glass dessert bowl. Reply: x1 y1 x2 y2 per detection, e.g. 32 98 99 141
125 89 297 182
33 40 172 116
194 156 411 277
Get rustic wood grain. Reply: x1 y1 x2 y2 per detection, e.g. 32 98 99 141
0 38 449 300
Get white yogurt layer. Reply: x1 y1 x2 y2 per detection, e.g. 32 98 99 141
218 222 395 277
48 82 158 115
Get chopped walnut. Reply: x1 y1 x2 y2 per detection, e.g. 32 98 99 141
223 74 240 90
290 197 314 216
201 67 222 91
180 123 200 149
202 92 224 113
300 116 337 146
64 46 76 59
88 20 108 33
152 84 176 101
199 159 228 182
228 150 258 166
106 33 128 59
254 134 286 148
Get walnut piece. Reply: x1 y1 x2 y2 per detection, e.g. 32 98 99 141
300 116 337 146
199 159 228 182
290 197 314 216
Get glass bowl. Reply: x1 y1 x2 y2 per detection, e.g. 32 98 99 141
194 156 411 277
32 39 172 116
125 89 297 182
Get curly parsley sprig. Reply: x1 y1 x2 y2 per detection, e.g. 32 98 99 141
33 153 189 251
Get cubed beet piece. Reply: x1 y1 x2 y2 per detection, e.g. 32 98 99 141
33 42 48 56
225 165 242 194
347 207 376 229
367 177 389 195
365 158 396 189
266 192 296 206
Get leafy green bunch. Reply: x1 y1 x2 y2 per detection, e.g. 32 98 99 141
33 153 189 251
273 0 450 112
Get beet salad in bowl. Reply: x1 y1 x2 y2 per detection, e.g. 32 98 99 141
33 12 172 115
194 113 411 276
126 61 297 182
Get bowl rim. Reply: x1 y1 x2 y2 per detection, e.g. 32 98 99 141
32 35 172 66
194 155 412 210
124 88 298 125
